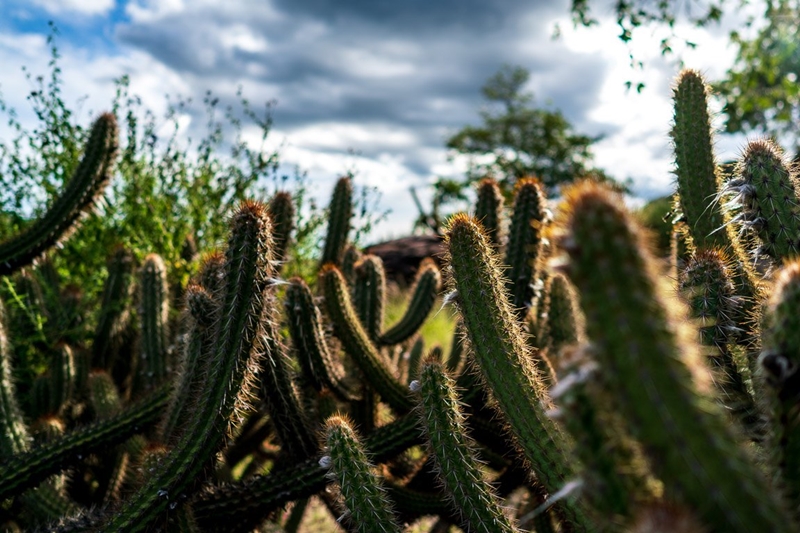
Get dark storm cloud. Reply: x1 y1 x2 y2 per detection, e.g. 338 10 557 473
115 0 615 185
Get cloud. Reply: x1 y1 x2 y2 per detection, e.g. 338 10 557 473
24 0 114 16
2 0 762 240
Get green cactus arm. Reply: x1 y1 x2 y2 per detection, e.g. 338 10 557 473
679 249 760 437
475 177 505 253
341 244 363 286
92 247 135 371
133 253 170 395
559 180 795 533
503 177 549 319
550 350 658 528
0 299 32 456
267 190 295 273
413 360 519 533
443 213 589 530
670 69 728 250
320 264 414 413
321 176 353 267
258 318 319 462
404 336 425 385
723 139 800 265
760 260 800 511
0 113 118 276
192 411 424 532
101 201 275 532
0 383 169 501
159 284 220 445
285 277 362 402
353 255 387 342
383 482 454 524
378 258 441 346
544 273 584 362
322 415 403 533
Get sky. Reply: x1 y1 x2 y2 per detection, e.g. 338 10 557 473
0 0 764 242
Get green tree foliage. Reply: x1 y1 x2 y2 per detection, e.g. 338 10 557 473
446 65 610 194
715 0 800 153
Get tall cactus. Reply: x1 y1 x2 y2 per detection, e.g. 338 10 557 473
559 180 794 533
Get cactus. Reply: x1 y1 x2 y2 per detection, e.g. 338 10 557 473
321 415 403 533
4 69 800 533
321 176 353 267
0 113 118 276
559 180 793 533
413 359 519 533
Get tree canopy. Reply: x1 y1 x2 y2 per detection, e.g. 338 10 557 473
445 65 611 194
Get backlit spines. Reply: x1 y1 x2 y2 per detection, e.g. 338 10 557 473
670 69 727 250
0 384 169 502
285 277 361 402
559 180 794 533
102 200 275 531
379 258 441 346
0 113 118 276
135 253 170 393
320 264 413 414
679 249 758 435
322 415 402 533
724 139 800 265
504 177 549 318
321 176 353 267
415 360 519 533
267 190 295 273
475 177 505 253
760 261 800 511
443 213 588 530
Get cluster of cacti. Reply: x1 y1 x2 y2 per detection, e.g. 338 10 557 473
2 67 800 533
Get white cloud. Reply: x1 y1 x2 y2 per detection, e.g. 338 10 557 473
29 0 114 16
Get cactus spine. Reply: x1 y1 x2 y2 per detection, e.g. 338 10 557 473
444 213 588 530
414 360 519 533
322 415 402 533
0 113 118 276
559 180 794 533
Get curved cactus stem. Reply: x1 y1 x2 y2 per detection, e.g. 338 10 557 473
258 317 319 462
444 213 589 530
100 201 275 532
192 412 424 532
559 180 795 533
0 384 169 502
321 176 353 267
320 264 413 414
414 360 519 533
322 415 402 533
0 113 118 276
285 277 361 402
378 258 441 346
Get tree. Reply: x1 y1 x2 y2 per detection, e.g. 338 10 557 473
446 65 612 193
714 0 800 154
